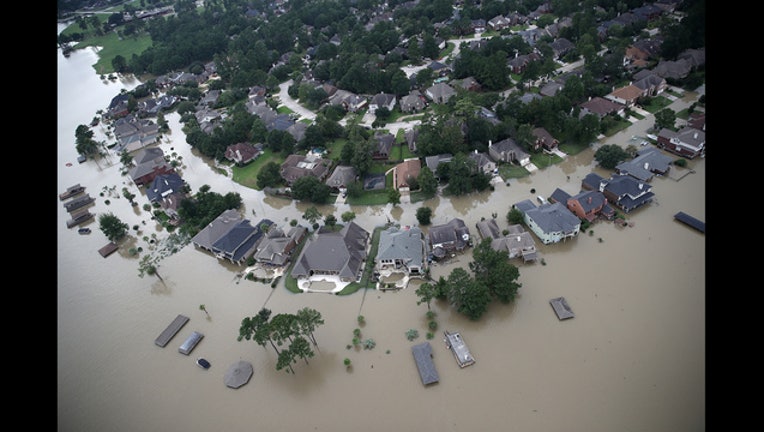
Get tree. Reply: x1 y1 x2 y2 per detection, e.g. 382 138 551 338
445 267 492 320
507 207 524 225
594 144 630 170
325 214 337 227
417 166 438 197
257 161 283 189
98 212 129 242
387 188 401 206
415 282 437 310
302 206 322 225
295 307 324 349
291 175 331 203
138 254 164 282
416 206 433 225
341 211 356 223
654 108 677 131
469 238 522 303
199 304 210 318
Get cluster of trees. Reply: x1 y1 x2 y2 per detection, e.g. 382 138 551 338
176 184 243 237
238 307 324 374
415 238 522 320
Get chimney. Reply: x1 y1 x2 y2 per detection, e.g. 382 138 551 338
644 162 649 170
694 132 698 139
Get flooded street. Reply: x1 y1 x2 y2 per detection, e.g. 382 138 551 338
58 31 705 432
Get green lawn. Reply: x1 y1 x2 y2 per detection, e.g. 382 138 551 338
231 149 284 190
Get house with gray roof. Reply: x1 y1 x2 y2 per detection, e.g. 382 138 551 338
372 132 395 161
376 226 426 275
549 38 575 60
475 219 537 262
428 218 471 260
191 210 274 264
400 91 426 113
468 150 496 174
412 342 439 386
632 72 667 97
656 126 705 159
425 82 456 104
254 225 307 267
128 147 174 186
512 200 581 245
368 93 397 114
325 165 358 191
112 115 161 153
488 138 530 167
424 153 453 175
598 174 655 214
146 172 185 204
209 218 273 265
290 221 369 282
615 147 673 182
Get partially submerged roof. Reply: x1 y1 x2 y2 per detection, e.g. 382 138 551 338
550 297 574 320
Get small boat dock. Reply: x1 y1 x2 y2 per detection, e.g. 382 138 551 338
673 211 705 233
444 331 475 368
155 314 190 347
63 194 95 213
59 184 85 201
67 210 94 228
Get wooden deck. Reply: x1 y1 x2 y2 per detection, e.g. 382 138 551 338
155 314 190 347
98 242 119 258
550 297 574 320
444 331 475 368
673 211 705 233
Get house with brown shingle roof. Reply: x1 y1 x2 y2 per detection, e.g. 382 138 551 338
393 158 421 190
224 142 261 166
605 84 643 107
531 127 558 151
579 96 624 119
280 154 331 185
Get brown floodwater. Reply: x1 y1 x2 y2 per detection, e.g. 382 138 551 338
58 39 705 432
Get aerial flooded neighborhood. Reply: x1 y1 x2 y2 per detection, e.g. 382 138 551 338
58 1 706 431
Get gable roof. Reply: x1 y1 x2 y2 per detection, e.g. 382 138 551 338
412 342 439 385
615 147 673 181
191 209 243 251
146 173 185 203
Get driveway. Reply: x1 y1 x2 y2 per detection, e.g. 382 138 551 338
274 79 317 121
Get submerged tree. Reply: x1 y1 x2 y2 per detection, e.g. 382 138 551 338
138 254 164 283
